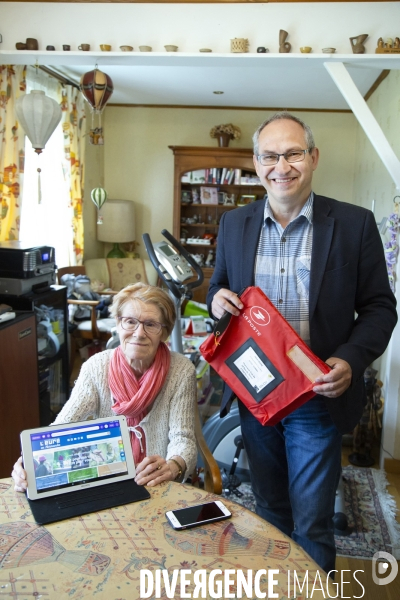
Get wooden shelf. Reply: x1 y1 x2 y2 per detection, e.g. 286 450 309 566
171 146 261 303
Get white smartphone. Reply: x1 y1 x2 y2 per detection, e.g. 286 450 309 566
166 500 231 530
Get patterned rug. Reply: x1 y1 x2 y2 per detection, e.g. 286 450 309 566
222 465 400 560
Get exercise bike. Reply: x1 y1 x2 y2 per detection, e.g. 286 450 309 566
107 229 204 353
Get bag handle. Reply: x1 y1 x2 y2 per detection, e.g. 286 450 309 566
213 288 247 345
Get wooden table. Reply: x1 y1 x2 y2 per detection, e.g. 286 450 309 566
0 478 331 599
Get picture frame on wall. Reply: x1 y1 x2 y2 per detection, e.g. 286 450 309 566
237 194 257 206
200 186 218 205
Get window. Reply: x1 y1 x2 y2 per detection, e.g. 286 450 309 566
19 69 74 267
19 128 74 267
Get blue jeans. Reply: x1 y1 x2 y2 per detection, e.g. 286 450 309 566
239 398 342 574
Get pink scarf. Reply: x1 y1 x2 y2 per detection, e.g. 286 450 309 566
108 343 171 464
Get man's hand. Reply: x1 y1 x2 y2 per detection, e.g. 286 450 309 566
211 289 243 320
313 357 352 398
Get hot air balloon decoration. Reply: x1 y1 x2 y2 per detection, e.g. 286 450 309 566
91 187 108 224
80 68 113 145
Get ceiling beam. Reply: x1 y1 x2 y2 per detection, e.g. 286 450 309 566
325 61 400 190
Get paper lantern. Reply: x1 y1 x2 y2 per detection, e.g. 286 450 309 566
15 90 62 154
80 69 113 114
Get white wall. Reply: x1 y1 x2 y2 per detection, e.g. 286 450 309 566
352 70 400 462
103 106 357 248
1 2 398 54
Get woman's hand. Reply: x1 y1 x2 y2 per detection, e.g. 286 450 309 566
12 457 28 493
135 454 184 487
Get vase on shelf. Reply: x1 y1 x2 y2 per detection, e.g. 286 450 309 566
217 133 231 147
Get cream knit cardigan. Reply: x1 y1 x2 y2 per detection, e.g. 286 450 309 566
54 350 197 478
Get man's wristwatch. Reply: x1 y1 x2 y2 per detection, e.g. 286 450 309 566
168 458 183 481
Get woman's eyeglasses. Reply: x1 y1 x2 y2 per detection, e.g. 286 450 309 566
118 317 166 335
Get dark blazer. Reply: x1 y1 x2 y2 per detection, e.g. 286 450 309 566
207 195 397 433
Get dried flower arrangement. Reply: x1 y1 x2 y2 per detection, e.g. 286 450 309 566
210 123 241 140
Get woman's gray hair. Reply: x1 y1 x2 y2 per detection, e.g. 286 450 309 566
252 111 316 156
110 282 176 337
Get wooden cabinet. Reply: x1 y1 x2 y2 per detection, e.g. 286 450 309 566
169 146 264 303
0 313 40 478
0 286 69 426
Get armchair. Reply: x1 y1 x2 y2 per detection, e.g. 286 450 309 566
58 258 158 376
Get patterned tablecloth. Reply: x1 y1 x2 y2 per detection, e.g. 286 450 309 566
0 479 329 599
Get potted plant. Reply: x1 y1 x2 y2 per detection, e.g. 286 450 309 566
210 123 241 147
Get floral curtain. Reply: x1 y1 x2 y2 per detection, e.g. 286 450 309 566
59 85 86 265
0 65 26 242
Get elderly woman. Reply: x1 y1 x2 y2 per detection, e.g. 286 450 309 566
12 283 197 491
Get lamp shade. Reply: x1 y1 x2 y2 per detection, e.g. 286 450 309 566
15 90 62 154
97 199 136 243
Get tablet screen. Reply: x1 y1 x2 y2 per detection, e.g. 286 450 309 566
24 419 131 495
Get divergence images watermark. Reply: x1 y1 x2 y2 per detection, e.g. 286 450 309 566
372 551 399 586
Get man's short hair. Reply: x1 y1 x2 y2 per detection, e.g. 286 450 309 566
252 111 316 155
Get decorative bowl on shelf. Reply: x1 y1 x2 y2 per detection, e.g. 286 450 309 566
165 45 178 52
199 48 212 53
322 47 336 53
300 46 312 53
120 45 133 52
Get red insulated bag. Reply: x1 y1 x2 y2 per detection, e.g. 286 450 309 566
200 286 331 426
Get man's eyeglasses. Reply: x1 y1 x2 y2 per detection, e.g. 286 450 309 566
257 149 311 166
118 316 166 335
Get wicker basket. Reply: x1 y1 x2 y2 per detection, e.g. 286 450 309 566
230 38 249 53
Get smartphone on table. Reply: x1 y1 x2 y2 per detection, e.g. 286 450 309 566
166 500 231 530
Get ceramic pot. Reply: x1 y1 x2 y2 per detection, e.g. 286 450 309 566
217 133 231 147
279 30 291 53
350 34 368 54
26 38 39 50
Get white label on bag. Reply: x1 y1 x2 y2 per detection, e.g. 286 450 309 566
233 347 275 393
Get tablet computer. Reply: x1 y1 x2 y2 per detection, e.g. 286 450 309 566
20 416 150 524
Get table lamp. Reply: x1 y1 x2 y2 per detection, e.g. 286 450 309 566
97 199 136 258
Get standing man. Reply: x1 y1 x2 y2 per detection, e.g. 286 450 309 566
207 112 397 574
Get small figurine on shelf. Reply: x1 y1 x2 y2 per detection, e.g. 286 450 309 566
181 190 192 204
223 193 236 206
192 188 200 204
191 253 205 266
375 36 400 54
376 37 384 51
205 249 214 267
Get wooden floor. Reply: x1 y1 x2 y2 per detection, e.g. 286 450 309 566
70 351 400 597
